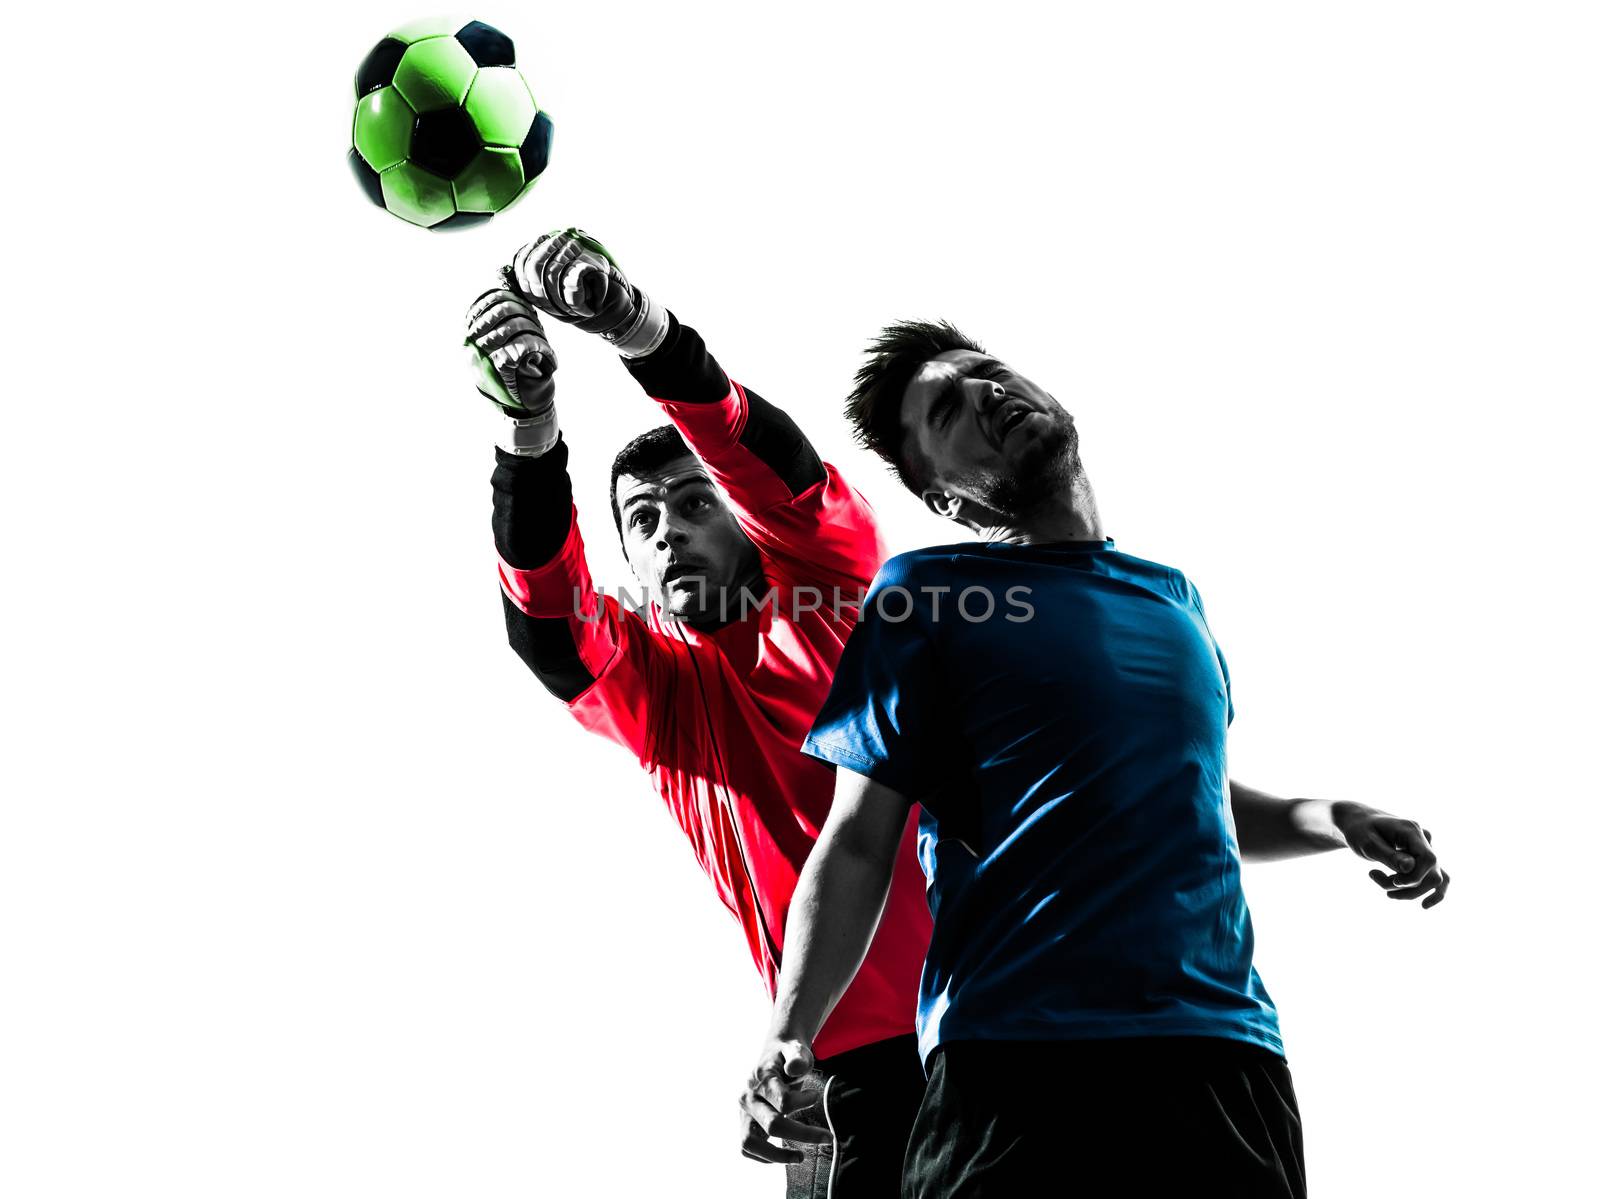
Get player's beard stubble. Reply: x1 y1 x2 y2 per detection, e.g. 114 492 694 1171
949 412 1084 526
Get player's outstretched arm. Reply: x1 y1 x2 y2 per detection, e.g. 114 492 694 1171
465 289 665 756
1229 781 1450 908
465 286 576 586
737 767 911 1166
507 229 885 589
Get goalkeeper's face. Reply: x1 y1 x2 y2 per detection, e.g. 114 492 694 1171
615 456 762 626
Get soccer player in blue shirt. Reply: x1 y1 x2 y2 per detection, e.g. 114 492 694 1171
737 322 1450 1197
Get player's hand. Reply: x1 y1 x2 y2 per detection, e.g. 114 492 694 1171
1332 802 1450 909
464 287 558 417
505 228 668 357
738 1037 829 1165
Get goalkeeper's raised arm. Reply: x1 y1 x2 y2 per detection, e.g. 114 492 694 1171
463 289 664 758
507 228 887 593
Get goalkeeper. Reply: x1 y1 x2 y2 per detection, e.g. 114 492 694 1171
464 230 932 1198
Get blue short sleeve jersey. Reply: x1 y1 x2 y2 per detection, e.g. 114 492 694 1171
801 539 1281 1065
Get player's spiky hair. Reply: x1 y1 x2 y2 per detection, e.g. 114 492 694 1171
845 320 986 495
610 424 694 542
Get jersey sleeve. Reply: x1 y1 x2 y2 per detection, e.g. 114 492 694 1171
492 445 670 763
623 316 888 592
800 554 954 798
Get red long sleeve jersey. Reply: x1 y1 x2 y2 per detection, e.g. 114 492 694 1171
498 363 931 1060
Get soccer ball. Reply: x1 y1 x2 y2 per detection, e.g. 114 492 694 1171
349 17 553 231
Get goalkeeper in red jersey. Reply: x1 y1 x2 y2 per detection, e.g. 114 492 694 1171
464 229 931 1197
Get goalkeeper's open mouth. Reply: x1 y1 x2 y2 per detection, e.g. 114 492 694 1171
661 559 711 589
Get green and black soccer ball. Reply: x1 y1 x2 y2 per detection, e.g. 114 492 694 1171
349 17 553 231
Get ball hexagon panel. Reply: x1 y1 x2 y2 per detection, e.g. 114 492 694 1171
387 16 462 45
392 37 478 113
352 86 414 171
463 67 534 147
412 107 481 179
347 148 385 208
455 20 515 67
379 161 456 228
355 37 406 97
454 146 525 212
519 111 554 184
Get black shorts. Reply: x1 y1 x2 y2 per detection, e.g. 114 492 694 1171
786 1034 927 1199
904 1036 1306 1198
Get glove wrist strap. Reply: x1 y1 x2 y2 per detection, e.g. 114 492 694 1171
609 288 669 359
497 406 560 457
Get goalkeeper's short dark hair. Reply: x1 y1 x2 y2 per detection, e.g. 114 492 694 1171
609 424 694 542
845 320 985 495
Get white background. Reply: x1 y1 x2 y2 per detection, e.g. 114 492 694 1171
3 2 1596 1195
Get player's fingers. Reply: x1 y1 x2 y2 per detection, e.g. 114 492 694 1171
539 236 588 314
471 313 545 354
1368 867 1397 891
759 1112 831 1144
1360 818 1435 885
501 333 555 377
522 230 558 258
1421 871 1451 909
490 357 522 394
564 261 611 315
569 228 616 267
559 260 588 310
742 1088 829 1144
466 288 525 328
741 1142 800 1165
466 297 535 339
531 236 565 303
513 346 556 381
472 311 538 347
1385 869 1445 901
1357 832 1416 875
740 1117 802 1166
514 235 564 305
489 337 540 378
754 1072 817 1117
753 1071 802 1115
482 303 540 332
511 231 557 279
1387 840 1437 888
466 291 500 324
558 244 609 315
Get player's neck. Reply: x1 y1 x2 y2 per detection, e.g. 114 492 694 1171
988 472 1104 546
680 565 771 633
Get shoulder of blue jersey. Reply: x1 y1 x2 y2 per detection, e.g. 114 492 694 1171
868 542 982 592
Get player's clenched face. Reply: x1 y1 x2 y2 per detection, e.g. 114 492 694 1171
615 456 762 626
899 349 1079 527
